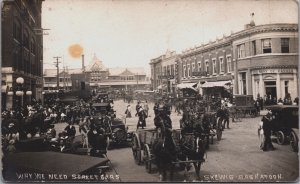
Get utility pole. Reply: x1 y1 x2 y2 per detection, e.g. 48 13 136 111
53 56 61 95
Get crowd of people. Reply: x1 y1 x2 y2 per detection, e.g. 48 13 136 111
1 94 115 155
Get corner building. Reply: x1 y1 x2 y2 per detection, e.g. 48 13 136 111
232 24 298 100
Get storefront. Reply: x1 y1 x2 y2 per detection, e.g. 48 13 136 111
251 67 298 100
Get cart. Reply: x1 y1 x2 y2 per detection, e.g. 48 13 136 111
231 95 258 119
131 128 206 180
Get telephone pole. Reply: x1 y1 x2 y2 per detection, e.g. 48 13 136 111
53 56 61 94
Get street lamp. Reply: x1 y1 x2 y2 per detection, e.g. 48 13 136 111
7 77 33 108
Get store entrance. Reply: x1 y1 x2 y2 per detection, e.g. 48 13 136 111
265 81 277 105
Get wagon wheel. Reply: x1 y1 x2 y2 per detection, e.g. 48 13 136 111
216 119 223 141
276 131 285 145
143 144 152 173
216 117 223 130
290 131 298 152
132 133 142 165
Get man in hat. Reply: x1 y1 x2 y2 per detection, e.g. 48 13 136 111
261 110 275 151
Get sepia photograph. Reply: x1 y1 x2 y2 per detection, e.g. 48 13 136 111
1 0 299 182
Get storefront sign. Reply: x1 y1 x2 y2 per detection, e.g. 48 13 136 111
252 68 294 75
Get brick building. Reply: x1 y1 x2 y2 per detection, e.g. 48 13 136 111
151 23 298 100
232 23 298 101
150 50 179 93
1 0 44 109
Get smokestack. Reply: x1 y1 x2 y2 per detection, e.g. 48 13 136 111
82 54 85 73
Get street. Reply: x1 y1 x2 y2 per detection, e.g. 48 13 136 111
55 99 299 182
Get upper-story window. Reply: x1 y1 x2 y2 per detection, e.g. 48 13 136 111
252 41 256 55
237 44 245 58
212 59 217 74
187 64 190 77
197 61 201 72
192 63 195 73
219 57 224 73
281 38 290 53
205 60 209 73
183 65 186 78
226 55 232 73
262 39 272 53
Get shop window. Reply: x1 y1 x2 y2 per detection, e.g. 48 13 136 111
262 39 272 53
281 38 289 53
237 44 245 58
252 40 256 55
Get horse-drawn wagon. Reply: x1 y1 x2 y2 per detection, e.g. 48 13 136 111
131 126 206 181
230 95 258 119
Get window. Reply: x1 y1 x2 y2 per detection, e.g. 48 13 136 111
281 38 289 53
23 30 29 49
183 65 186 78
205 60 209 73
252 41 256 55
212 59 217 74
219 57 224 73
187 64 190 77
192 63 195 73
13 20 21 41
241 72 247 95
237 44 245 58
262 39 272 53
197 62 201 72
227 56 232 73
285 81 289 95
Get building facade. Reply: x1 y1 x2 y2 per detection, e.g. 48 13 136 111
178 36 234 98
151 23 298 100
232 23 298 100
2 0 44 109
150 50 179 93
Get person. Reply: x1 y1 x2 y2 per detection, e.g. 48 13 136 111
125 104 132 118
135 101 141 116
87 125 108 157
64 122 76 137
137 107 146 129
254 98 260 114
294 97 299 105
261 111 275 151
143 101 149 118
79 118 89 148
153 102 159 117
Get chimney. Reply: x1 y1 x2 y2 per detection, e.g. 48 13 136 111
82 54 85 72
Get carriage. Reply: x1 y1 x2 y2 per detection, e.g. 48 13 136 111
267 105 299 152
229 95 258 120
91 102 129 144
131 127 206 181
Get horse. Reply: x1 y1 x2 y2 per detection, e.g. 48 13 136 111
152 116 177 181
216 108 230 130
179 118 206 180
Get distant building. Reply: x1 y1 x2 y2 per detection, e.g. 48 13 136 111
1 0 44 109
150 50 179 93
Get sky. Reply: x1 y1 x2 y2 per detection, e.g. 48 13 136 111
42 0 298 74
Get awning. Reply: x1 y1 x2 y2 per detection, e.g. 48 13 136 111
201 80 232 88
176 83 197 90
1 85 8 93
